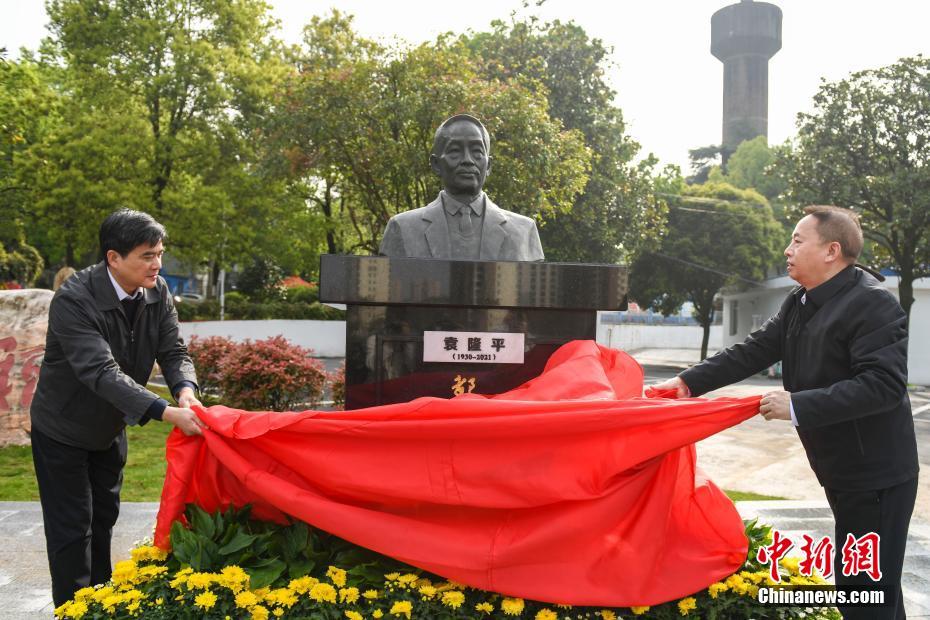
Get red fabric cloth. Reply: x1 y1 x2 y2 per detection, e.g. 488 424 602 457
154 340 760 606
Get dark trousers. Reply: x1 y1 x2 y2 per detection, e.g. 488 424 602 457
31 428 127 607
824 476 918 620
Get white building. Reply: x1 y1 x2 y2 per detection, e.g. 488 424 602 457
720 274 930 386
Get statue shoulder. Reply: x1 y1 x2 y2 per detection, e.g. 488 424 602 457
489 202 537 230
390 205 429 225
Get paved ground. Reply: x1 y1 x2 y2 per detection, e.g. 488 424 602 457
3 351 927 618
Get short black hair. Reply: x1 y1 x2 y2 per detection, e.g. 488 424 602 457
431 114 491 157
803 205 863 262
99 209 167 262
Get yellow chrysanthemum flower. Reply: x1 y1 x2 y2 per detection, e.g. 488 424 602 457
390 600 413 618
345 612 364 620
397 573 419 585
251 605 270 620
535 609 557 620
130 545 168 563
363 589 380 600
111 560 138 585
310 582 338 603
678 597 697 615
73 587 96 602
501 597 525 616
327 566 348 588
273 609 284 618
91 586 114 602
630 606 650 615
599 611 617 620
442 591 465 609
708 582 728 598
194 591 218 610
267 588 298 607
373 611 384 619
220 565 250 592
418 585 437 599
340 587 360 604
475 601 495 614
101 594 121 611
779 557 801 576
54 600 89 620
186 572 216 590
384 573 401 581
236 590 260 608
288 576 319 594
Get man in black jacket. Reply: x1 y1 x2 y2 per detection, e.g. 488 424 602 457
654 206 918 619
30 209 207 607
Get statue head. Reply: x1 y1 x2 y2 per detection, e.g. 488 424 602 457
429 114 492 197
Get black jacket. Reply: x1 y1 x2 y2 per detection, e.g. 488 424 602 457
30 261 198 450
680 265 918 491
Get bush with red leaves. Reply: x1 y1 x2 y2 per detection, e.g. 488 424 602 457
218 335 326 411
187 336 239 394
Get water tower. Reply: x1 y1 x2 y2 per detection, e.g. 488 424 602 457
711 0 782 156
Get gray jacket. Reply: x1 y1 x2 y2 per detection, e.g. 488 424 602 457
30 261 197 450
379 194 545 261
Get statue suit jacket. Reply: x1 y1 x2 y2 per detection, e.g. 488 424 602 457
680 265 918 491
379 194 545 261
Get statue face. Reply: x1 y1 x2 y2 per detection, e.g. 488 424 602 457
430 120 491 196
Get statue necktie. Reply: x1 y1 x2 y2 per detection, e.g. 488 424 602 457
459 206 474 236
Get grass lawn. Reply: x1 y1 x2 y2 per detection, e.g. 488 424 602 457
2 387 788 504
0 385 176 502
725 490 786 502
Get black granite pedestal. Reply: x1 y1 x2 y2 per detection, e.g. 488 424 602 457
319 255 628 410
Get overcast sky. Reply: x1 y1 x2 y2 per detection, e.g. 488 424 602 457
4 0 929 170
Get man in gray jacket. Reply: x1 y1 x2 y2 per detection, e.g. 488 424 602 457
30 209 206 607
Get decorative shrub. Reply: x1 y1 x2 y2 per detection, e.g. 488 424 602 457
219 336 327 411
329 362 346 410
175 297 344 322
187 336 240 394
0 242 43 287
55 505 841 620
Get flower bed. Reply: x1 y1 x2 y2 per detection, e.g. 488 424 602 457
55 505 840 619
188 335 328 410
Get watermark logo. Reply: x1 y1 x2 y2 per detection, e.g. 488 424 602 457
757 529 882 583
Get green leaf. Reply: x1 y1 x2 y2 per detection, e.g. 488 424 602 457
247 559 286 590
218 530 259 556
287 558 314 579
187 504 216 539
281 522 309 560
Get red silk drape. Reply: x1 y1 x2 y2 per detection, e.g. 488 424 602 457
154 340 760 607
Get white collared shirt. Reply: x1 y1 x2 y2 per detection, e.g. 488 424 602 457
107 267 143 301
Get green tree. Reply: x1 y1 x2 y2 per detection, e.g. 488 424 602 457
271 12 590 255
726 136 787 203
780 55 930 322
30 0 309 282
630 180 782 360
0 55 49 282
464 16 667 263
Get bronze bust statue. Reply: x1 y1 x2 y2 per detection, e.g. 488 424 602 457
379 114 544 261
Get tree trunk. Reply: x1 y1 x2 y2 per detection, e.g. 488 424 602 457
322 179 337 254
700 320 711 361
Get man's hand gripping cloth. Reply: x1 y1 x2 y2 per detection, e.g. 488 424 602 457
155 340 760 607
